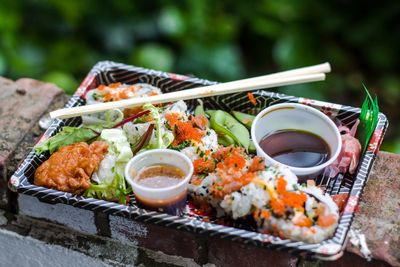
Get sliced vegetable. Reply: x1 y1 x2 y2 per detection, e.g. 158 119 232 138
357 85 379 153
112 109 150 128
232 111 255 129
210 110 250 150
132 124 154 154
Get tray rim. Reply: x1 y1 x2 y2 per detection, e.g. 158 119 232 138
9 60 389 261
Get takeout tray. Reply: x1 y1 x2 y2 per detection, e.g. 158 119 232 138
10 61 388 260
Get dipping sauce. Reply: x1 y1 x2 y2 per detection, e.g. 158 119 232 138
134 191 187 215
132 164 187 215
259 130 330 168
135 164 185 188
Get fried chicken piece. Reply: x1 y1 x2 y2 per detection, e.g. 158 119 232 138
34 141 109 194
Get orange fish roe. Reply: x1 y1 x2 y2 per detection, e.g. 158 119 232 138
208 146 259 199
104 92 112 102
268 177 307 217
247 92 257 105
165 113 181 128
276 176 307 210
216 150 246 171
193 158 216 175
249 156 265 172
261 210 271 219
190 174 205 186
190 145 264 199
119 90 129 99
148 91 159 96
173 121 205 145
212 145 244 161
165 113 208 145
293 214 313 227
98 84 105 91
270 198 286 216
108 82 121 88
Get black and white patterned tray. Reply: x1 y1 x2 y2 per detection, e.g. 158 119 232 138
9 61 388 260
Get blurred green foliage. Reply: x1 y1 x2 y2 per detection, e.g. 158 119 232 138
0 0 399 152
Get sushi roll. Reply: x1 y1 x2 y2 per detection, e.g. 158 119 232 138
85 83 162 105
188 143 339 243
163 106 219 160
220 164 298 219
83 83 162 124
188 146 269 216
253 180 339 243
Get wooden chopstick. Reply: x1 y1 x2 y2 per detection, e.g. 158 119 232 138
50 63 330 119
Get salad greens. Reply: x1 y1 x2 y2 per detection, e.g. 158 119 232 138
34 109 147 155
85 129 133 204
34 126 101 155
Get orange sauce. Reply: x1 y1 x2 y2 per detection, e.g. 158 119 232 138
135 164 185 188
132 164 187 215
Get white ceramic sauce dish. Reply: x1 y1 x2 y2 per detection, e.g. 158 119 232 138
124 149 194 215
251 103 342 177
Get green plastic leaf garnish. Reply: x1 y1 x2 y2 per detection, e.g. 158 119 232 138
357 84 379 153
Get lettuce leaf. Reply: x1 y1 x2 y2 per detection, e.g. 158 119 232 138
34 126 101 155
85 129 133 204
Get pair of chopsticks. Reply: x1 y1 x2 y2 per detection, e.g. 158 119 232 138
50 62 331 119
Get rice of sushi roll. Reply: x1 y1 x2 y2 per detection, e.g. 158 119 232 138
220 164 298 219
188 146 268 216
252 180 339 243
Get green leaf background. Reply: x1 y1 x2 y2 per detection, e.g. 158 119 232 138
0 0 399 152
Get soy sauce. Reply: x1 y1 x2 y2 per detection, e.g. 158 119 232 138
259 130 330 168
